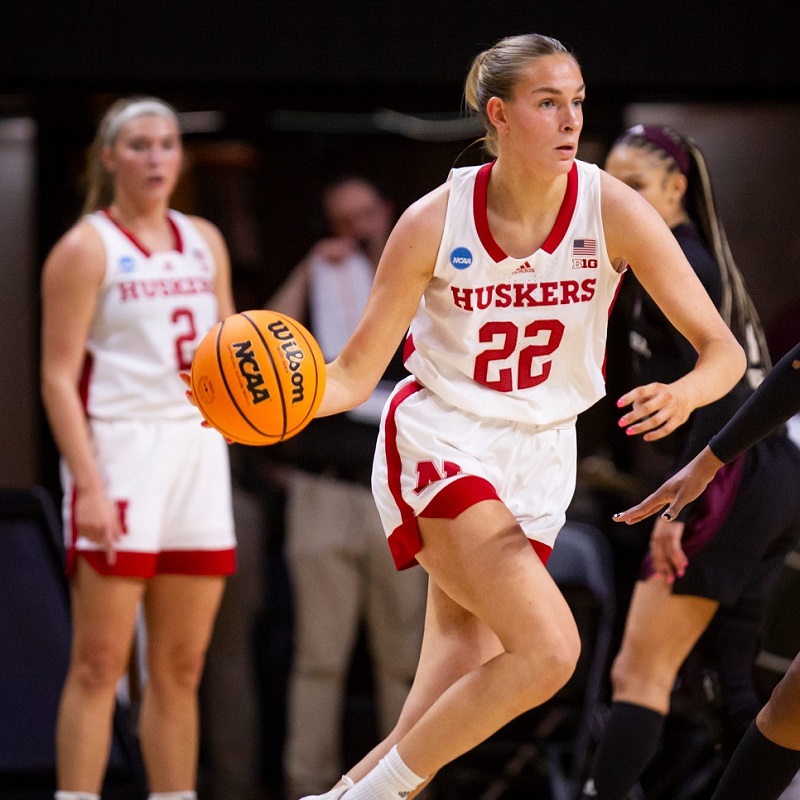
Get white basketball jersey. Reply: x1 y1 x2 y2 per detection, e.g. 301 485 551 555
404 159 622 426
82 210 219 420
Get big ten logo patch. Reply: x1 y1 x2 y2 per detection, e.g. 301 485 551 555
414 459 462 494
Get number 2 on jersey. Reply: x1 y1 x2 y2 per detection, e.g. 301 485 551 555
473 319 565 392
172 307 197 371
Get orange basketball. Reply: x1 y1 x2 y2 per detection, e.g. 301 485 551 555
190 310 327 445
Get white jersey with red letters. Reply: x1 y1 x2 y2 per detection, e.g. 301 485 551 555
404 159 622 427
82 209 218 420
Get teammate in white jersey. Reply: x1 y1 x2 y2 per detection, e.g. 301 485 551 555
40 97 236 800
229 34 742 800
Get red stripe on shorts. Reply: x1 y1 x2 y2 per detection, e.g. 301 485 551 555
384 380 425 570
75 548 236 578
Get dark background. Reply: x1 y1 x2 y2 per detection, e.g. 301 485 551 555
2 0 800 498
3 4 800 798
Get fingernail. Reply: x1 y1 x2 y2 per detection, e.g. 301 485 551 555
616 399 624 407
677 570 685 578
662 513 672 520
612 512 621 518
626 427 635 435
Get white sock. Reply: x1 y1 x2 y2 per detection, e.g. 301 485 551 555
55 794 100 800
299 775 355 800
148 794 197 800
345 746 425 799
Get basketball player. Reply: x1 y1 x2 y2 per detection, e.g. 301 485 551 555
615 340 800 800
578 127 800 800
267 177 426 799
40 97 236 800
291 34 747 800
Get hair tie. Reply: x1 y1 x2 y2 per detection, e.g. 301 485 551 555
625 124 690 176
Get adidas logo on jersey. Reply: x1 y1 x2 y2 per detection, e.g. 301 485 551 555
511 261 536 275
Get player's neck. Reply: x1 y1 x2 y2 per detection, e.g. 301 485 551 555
489 159 569 222
108 197 170 232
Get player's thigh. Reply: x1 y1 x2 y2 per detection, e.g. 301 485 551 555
69 559 146 671
617 578 718 671
416 499 577 654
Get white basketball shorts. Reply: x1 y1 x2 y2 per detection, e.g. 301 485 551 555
372 377 577 570
62 417 236 578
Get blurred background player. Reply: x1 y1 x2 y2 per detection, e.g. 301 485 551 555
267 175 427 799
580 125 800 799
615 338 800 800
40 97 237 800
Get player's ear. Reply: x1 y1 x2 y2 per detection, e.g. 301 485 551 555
486 97 509 133
669 171 688 204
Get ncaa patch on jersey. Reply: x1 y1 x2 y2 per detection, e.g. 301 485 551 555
118 256 135 273
450 247 473 269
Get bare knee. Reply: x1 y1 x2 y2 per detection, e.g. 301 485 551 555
516 620 581 709
149 647 207 695
610 641 675 700
71 641 130 695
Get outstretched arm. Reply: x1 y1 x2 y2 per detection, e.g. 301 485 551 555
614 340 800 578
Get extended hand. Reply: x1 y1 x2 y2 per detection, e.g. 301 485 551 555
613 445 725 523
616 381 691 441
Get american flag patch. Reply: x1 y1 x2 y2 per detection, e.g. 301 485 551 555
573 238 596 256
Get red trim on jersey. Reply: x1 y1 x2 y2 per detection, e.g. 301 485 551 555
403 333 416 363
473 161 579 262
473 162 507 262
166 213 184 254
102 209 184 256
541 162 578 254
78 352 94 412
71 547 236 578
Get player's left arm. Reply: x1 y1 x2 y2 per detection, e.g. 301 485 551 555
601 170 746 441
192 216 236 319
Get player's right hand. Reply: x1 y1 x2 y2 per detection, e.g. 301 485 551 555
74 486 122 565
180 371 197 406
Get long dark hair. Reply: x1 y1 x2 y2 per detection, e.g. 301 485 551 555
613 125 770 387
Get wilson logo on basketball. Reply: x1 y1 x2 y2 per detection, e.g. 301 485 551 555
232 340 271 404
267 320 306 404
